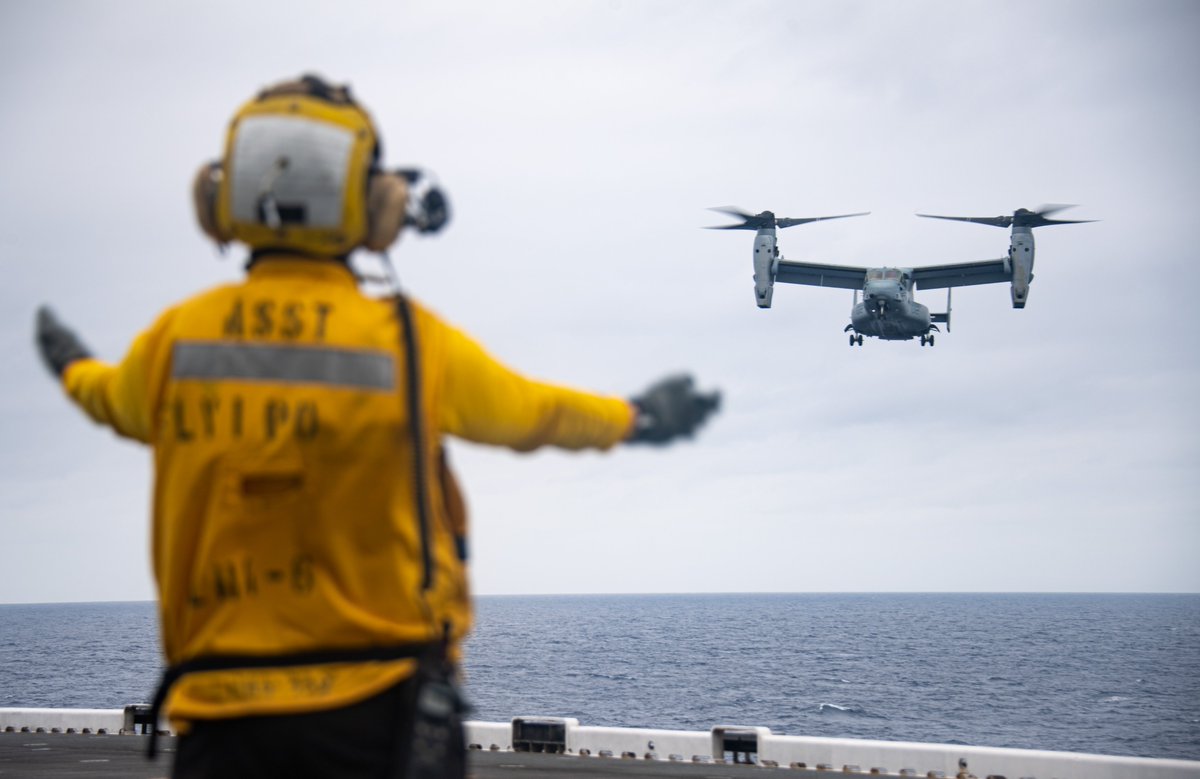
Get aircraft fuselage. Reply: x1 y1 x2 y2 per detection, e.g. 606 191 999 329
847 271 935 340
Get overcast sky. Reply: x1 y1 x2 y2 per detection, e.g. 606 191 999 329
1 0 1197 604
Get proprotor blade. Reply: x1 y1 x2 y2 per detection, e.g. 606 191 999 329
919 205 1096 229
705 207 777 230
775 212 870 229
1015 205 1097 228
709 206 757 220
917 212 1013 228
1033 203 1075 218
706 207 868 230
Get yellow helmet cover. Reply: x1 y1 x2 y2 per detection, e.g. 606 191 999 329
216 83 380 256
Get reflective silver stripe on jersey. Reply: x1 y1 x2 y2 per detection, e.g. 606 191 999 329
172 342 396 391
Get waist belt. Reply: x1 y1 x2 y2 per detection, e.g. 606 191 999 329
146 642 440 759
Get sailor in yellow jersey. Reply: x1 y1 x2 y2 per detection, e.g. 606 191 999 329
34 75 719 779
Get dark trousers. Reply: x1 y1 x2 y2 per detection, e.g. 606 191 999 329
172 675 461 779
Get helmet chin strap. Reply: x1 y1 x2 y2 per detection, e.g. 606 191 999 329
379 250 402 296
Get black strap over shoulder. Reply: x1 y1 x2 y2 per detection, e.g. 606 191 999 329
395 292 434 592
146 642 439 759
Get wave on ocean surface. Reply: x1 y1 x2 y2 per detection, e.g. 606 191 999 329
818 703 885 719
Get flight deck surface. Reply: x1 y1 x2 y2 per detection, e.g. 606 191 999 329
4 710 1198 779
0 732 783 778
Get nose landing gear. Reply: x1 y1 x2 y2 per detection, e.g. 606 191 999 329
920 333 936 347
848 333 864 347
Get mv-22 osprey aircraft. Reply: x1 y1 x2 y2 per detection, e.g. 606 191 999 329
708 205 1094 346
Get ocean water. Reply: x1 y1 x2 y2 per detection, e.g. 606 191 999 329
1 594 1198 761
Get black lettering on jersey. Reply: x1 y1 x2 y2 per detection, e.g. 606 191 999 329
289 670 335 696
173 399 194 442
264 399 289 439
172 396 324 443
280 302 304 339
242 559 258 595
213 562 240 601
252 298 274 336
223 298 334 340
223 299 245 337
291 555 315 594
200 397 220 438
314 302 333 340
232 396 244 438
193 560 267 605
295 402 319 440
252 301 275 337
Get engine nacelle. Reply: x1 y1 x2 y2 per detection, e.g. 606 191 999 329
753 231 777 308
1009 229 1035 309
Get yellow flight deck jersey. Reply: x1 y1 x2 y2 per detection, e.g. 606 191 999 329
62 257 634 724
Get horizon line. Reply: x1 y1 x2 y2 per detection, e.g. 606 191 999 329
4 589 1200 607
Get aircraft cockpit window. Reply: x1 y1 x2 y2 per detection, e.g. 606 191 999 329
884 269 901 280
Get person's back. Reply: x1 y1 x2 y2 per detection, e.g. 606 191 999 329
36 74 719 779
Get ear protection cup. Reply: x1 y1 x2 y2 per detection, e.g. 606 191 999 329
191 161 232 244
364 171 408 252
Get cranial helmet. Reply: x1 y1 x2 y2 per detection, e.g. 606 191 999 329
193 75 409 256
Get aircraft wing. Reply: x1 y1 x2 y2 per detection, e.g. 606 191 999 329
911 258 1010 290
774 261 867 290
